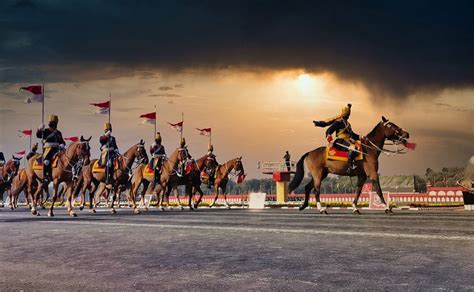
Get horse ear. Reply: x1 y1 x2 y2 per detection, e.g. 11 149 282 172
239 156 242 160
382 116 388 123
80 135 84 141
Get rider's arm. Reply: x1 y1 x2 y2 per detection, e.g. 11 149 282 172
325 120 342 137
58 131 66 146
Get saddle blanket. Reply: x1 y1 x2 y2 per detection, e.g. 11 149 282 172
32 156 59 170
143 165 155 177
326 146 363 162
92 160 119 173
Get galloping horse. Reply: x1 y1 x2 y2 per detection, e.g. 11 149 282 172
289 116 410 214
0 156 21 206
25 137 91 217
77 140 147 214
129 147 186 212
207 157 245 208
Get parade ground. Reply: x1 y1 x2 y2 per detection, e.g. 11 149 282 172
0 207 473 290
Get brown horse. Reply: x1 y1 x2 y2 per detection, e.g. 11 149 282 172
289 116 410 214
129 147 187 212
0 156 21 207
161 155 208 210
9 168 31 209
25 137 91 217
77 140 147 214
207 157 245 208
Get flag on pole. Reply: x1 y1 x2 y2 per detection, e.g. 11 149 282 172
139 112 157 125
90 101 110 115
195 128 211 136
64 136 79 143
20 85 43 103
18 129 32 138
15 150 26 157
167 121 183 133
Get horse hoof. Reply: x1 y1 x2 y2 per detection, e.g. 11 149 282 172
208 205 213 209
41 205 46 210
79 206 84 211
144 207 149 212
10 206 14 211
226 206 231 210
134 209 141 215
320 210 328 215
111 209 117 214
299 205 307 211
90 209 96 214
48 212 54 217
193 204 199 209
70 212 77 217
385 209 394 214
31 209 38 216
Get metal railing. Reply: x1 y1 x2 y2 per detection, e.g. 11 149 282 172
258 161 297 173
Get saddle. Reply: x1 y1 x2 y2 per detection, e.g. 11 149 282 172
143 158 163 177
32 154 59 170
325 146 363 162
92 160 119 173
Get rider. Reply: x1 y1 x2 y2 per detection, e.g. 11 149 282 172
205 144 218 188
177 137 192 177
313 104 363 171
36 115 66 186
0 152 5 166
99 122 119 187
149 132 166 183
26 143 39 160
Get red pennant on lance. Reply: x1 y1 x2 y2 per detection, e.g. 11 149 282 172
237 174 246 184
196 128 211 136
18 129 32 138
90 101 110 115
64 136 79 142
139 112 157 125
20 85 43 103
15 150 26 156
167 121 183 132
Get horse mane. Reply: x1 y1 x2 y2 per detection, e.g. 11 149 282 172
367 122 383 138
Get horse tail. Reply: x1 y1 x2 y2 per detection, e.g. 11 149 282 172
289 152 310 192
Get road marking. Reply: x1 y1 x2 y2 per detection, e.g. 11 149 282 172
43 220 474 241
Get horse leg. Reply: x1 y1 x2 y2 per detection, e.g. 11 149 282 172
374 178 392 213
186 185 194 211
48 181 60 217
174 187 184 210
29 181 40 216
194 187 204 209
299 179 314 211
109 188 117 214
66 183 77 217
352 174 367 215
209 186 219 208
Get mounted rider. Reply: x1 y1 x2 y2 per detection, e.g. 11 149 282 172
313 104 363 171
26 143 39 160
149 132 166 183
205 144 218 188
177 137 192 177
36 115 66 186
99 122 119 187
0 152 5 166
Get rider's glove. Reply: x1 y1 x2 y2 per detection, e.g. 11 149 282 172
326 135 333 143
59 144 65 150
38 124 45 130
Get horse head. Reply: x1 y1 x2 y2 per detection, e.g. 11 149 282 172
381 116 410 143
77 136 92 164
9 156 21 175
135 139 148 164
234 156 245 176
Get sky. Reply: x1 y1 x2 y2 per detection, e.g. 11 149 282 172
1 0 473 178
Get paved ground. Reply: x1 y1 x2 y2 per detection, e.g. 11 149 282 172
1 206 474 291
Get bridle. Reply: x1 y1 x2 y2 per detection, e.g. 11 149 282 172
363 121 410 156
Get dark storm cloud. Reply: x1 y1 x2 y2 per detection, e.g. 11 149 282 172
1 0 473 98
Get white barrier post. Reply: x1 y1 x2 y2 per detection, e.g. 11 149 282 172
248 192 266 209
